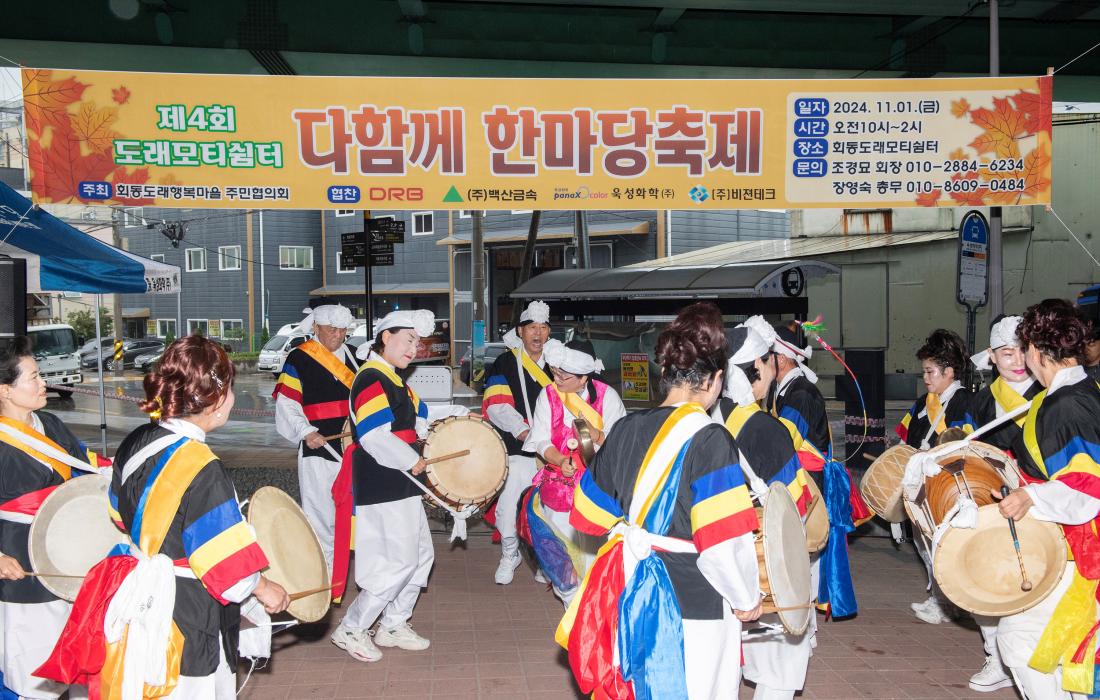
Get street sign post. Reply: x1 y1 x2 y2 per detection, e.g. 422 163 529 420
957 210 990 367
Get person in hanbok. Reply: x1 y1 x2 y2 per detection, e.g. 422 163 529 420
560 302 761 699
997 299 1100 700
521 339 625 606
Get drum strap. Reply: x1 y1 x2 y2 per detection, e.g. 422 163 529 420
516 350 551 422
299 340 357 389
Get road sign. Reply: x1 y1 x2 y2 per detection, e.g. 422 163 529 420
372 253 395 266
340 231 366 266
957 210 989 308
367 218 405 244
370 242 394 255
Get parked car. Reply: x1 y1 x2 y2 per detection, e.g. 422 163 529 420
134 350 163 373
79 337 124 369
257 333 309 377
84 339 165 370
459 343 509 385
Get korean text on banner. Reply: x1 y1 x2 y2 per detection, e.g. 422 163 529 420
620 353 651 402
22 69 1053 211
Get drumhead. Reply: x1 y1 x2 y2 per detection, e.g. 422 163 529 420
804 476 829 553
28 475 129 601
762 482 813 635
423 416 507 506
935 440 1020 489
247 487 330 622
860 444 916 523
934 504 1065 617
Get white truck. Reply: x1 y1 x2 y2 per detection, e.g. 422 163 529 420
26 323 82 398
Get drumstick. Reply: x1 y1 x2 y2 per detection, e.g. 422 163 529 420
288 584 336 601
424 449 471 466
323 431 352 442
1000 486 1034 592
23 571 84 579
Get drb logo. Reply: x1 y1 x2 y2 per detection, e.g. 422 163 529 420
689 186 709 203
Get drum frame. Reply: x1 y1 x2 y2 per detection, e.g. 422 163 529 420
422 415 508 509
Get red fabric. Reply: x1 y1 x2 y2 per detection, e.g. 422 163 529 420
35 555 138 691
516 488 534 547
302 399 350 422
1018 471 1100 580
271 382 302 404
847 465 873 523
392 429 417 444
568 542 634 700
331 443 356 601
797 450 825 472
0 485 58 517
95 454 112 468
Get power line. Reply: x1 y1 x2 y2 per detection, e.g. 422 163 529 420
851 2 984 79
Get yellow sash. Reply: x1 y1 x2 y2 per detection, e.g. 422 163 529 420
723 402 759 438
1021 387 1100 694
100 437 215 699
990 378 1029 428
554 385 605 431
0 416 73 480
359 359 424 411
299 339 355 389
925 393 946 435
516 349 552 388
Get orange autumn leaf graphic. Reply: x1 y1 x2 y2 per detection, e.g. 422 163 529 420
946 172 990 207
111 86 131 105
1020 144 1052 199
915 188 943 207
72 101 119 154
950 98 971 118
968 97 1026 158
22 69 87 136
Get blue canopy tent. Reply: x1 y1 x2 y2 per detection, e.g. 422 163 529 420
0 182 181 451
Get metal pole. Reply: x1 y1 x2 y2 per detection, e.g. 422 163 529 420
574 211 591 269
94 293 107 454
988 0 1004 319
110 210 124 341
259 211 267 333
364 211 374 333
472 211 486 322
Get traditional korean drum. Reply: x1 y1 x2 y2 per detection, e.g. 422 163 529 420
860 444 917 523
803 476 829 553
247 486 330 623
422 416 508 509
917 440 1019 535
934 504 1065 616
754 482 814 635
28 475 129 601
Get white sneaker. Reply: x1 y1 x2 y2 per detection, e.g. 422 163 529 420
374 622 430 651
969 656 1014 692
913 597 952 625
534 569 549 584
910 596 937 614
331 626 382 662
495 552 522 585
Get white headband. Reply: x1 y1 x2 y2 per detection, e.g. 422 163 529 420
971 316 1023 370
544 341 603 376
297 304 355 334
724 325 771 406
742 315 818 383
519 300 551 325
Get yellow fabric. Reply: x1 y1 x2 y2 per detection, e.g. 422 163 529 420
554 385 605 432
925 393 946 435
1022 389 1049 478
555 533 623 649
517 349 553 388
990 377 1030 428
99 624 185 699
1028 569 1099 694
360 359 404 387
0 416 73 480
298 339 355 389
723 402 757 437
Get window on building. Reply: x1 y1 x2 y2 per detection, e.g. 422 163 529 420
122 207 143 227
335 210 355 217
186 319 209 336
156 319 177 338
62 291 82 299
150 253 165 263
336 252 356 274
279 246 314 270
186 248 206 272
218 245 242 271
412 212 434 236
511 210 533 215
221 319 244 340
459 210 485 219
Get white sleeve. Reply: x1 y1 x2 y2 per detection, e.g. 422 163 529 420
360 423 421 472
1024 481 1100 526
523 391 554 459
486 403 531 438
599 388 627 435
695 532 761 612
274 393 315 445
221 572 261 604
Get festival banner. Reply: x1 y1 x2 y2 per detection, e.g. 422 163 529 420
22 68 1052 211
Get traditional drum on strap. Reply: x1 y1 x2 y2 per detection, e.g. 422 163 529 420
918 440 1018 533
247 486 330 623
754 482 814 636
933 504 1065 616
422 415 507 509
860 444 917 523
803 476 829 554
28 475 130 601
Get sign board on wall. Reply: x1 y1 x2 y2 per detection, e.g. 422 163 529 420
23 69 1052 211
957 210 990 308
620 353 651 402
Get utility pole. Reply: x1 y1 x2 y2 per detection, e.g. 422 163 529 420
111 209 123 340
574 211 591 268
363 210 374 332
988 0 1004 319
471 210 486 388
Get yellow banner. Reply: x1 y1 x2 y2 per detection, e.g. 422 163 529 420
22 68 1053 211
620 353 651 402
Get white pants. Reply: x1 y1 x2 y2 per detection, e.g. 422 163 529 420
542 506 599 607
975 614 1003 664
741 616 811 698
998 562 1089 700
297 451 341 567
165 638 235 699
683 607 743 700
0 599 81 699
340 497 434 632
496 455 538 549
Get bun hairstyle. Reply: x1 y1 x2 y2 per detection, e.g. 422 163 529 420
0 336 34 386
656 302 728 393
1019 298 1090 362
141 335 235 421
916 328 967 377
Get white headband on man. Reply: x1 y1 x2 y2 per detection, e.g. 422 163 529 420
970 315 1023 371
519 300 551 326
297 304 355 334
724 325 771 406
544 341 602 376
742 315 818 384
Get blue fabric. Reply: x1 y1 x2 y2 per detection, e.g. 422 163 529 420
130 437 188 549
0 183 164 293
0 671 19 700
617 440 692 700
525 487 579 593
818 455 858 618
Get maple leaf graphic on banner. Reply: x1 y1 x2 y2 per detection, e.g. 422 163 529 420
968 96 1027 158
22 69 88 137
915 189 943 207
950 98 971 118
72 101 119 155
1020 144 1052 199
111 86 131 105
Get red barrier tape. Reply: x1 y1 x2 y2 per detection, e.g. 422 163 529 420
46 384 277 418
